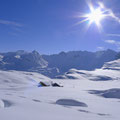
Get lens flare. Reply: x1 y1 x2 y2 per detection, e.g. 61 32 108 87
86 8 104 26
76 2 110 31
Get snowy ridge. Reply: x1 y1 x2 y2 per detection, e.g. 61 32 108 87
56 59 120 80
102 59 120 70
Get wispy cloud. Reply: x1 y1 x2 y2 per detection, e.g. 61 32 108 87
0 19 23 27
97 46 105 50
98 2 120 24
106 34 120 37
0 19 23 36
105 40 116 44
105 39 120 50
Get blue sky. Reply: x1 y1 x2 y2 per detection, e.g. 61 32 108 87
0 0 120 54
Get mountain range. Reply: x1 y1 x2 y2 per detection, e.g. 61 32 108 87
0 49 119 78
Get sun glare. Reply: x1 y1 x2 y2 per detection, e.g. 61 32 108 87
86 8 104 26
76 2 110 30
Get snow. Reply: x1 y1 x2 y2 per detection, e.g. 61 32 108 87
0 55 4 61
102 59 120 70
14 55 21 59
0 59 120 120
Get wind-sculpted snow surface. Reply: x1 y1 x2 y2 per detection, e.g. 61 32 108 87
56 59 120 81
102 59 120 70
0 62 120 120
0 99 13 108
89 89 120 99
56 99 88 107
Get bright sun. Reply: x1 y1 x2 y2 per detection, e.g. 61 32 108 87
76 2 109 30
86 8 104 26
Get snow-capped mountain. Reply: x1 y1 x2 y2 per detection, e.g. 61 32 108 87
0 50 48 70
43 49 118 74
0 49 119 78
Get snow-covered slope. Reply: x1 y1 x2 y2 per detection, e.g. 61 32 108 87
0 70 50 85
56 59 120 80
102 59 120 70
0 59 120 120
